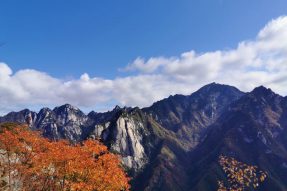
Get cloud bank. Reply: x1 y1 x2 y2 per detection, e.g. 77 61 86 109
1 16 287 114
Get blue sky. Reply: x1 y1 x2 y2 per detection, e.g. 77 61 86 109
0 0 287 114
1 0 286 78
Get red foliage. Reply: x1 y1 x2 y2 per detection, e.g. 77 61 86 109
0 123 130 191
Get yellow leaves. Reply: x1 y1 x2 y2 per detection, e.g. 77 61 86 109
217 181 228 191
259 172 267 182
0 123 130 191
217 155 267 191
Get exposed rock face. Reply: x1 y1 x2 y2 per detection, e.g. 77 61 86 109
0 104 150 175
31 104 89 141
1 83 287 190
87 110 149 172
109 116 146 170
0 109 37 126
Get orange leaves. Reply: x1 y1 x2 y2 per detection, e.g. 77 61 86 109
217 155 267 191
0 123 130 191
82 139 108 155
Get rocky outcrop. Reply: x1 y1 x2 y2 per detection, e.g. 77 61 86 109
107 116 146 170
88 109 152 174
32 104 89 141
0 109 37 126
0 104 151 175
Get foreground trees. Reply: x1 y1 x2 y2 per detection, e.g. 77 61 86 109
0 123 130 191
217 155 267 191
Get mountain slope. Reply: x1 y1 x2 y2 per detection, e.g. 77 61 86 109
141 83 244 152
187 86 287 191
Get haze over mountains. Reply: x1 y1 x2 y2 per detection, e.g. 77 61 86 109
1 83 287 191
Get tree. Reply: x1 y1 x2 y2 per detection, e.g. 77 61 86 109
217 155 267 191
0 123 130 191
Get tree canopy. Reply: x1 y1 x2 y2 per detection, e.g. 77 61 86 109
0 123 130 191
217 155 267 191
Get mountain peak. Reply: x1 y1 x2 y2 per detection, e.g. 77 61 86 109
113 105 121 111
250 86 277 97
197 82 234 92
38 107 52 115
193 82 244 98
53 104 79 112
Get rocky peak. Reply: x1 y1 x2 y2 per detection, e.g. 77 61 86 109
87 110 97 117
38 107 52 116
192 82 244 99
52 104 86 124
145 83 244 132
246 86 283 109
53 104 80 114
189 83 245 112
235 86 283 111
252 85 272 93
0 109 37 126
113 105 121 111
228 86 284 138
250 86 278 97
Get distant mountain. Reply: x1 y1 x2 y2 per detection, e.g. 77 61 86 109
1 83 286 190
187 86 287 191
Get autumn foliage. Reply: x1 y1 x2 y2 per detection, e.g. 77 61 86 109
0 123 130 191
217 155 267 191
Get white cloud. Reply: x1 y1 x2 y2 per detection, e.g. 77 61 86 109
1 16 287 114
123 57 171 73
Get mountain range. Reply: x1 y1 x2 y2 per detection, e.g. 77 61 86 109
1 83 287 191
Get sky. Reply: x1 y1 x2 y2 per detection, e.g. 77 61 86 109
0 0 287 114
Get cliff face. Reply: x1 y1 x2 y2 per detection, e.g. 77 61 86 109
1 83 287 190
88 109 150 173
